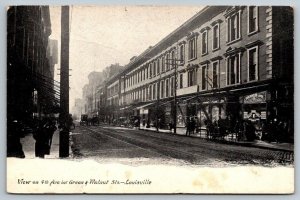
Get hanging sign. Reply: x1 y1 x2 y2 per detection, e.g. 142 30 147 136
243 91 266 104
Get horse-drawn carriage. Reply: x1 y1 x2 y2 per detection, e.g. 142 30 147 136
80 114 88 126
80 114 99 126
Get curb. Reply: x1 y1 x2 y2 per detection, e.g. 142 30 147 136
139 128 294 152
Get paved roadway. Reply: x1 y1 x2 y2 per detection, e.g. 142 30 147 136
70 125 293 166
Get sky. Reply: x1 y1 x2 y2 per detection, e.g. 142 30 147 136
49 6 205 109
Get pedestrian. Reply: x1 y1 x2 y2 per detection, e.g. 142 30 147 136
44 118 57 155
33 118 47 158
190 117 196 135
245 120 256 141
169 121 173 132
185 118 190 136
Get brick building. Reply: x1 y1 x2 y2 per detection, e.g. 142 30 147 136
110 6 294 141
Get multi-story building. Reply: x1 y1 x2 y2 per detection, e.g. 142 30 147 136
114 6 293 140
7 6 56 120
105 74 121 123
7 6 56 156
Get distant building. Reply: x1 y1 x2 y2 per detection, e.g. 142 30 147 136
71 98 83 120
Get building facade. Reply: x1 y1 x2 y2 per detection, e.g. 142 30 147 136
110 6 293 141
7 6 57 156
81 6 293 142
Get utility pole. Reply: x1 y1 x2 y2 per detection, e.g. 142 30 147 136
59 6 70 158
173 59 177 134
166 57 183 134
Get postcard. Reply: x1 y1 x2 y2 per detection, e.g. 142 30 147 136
7 5 294 194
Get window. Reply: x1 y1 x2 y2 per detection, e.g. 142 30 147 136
179 73 183 89
157 59 160 74
166 79 169 97
157 82 160 99
170 77 174 96
179 44 185 63
149 85 152 100
188 69 196 87
152 83 156 100
212 61 219 88
201 65 207 90
188 37 196 60
171 51 175 69
248 6 258 34
227 12 241 42
161 80 165 98
226 54 241 85
201 31 208 55
248 46 258 81
153 61 156 76
212 24 220 50
161 56 165 72
166 53 170 71
149 63 152 77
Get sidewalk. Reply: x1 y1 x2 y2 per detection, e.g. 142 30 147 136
139 126 294 152
20 130 61 159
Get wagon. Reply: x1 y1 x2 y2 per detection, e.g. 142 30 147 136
80 114 88 126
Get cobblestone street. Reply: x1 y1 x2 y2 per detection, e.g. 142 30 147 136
70 125 293 166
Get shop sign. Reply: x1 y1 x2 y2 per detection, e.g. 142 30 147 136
243 110 266 121
243 91 266 104
261 111 267 119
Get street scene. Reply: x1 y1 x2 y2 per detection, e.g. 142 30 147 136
7 6 294 167
70 125 293 166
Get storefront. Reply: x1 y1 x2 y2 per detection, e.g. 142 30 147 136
240 91 269 139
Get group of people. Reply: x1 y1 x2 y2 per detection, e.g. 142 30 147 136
33 117 57 158
185 117 197 136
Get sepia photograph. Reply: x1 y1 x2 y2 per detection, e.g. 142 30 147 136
6 5 294 194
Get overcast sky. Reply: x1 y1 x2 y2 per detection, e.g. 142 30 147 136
49 6 204 109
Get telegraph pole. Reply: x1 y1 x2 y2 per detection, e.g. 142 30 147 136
173 59 177 134
166 57 183 134
59 6 70 158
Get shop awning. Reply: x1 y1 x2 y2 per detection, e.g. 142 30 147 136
134 102 156 110
120 105 132 110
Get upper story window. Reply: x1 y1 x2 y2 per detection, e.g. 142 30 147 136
171 50 176 69
226 10 241 43
212 23 220 50
152 83 156 100
201 30 208 55
248 6 258 34
161 80 165 98
226 53 241 85
188 69 197 87
166 79 169 98
170 76 174 97
149 63 152 78
201 65 207 90
188 37 197 60
179 73 183 89
156 82 160 99
248 46 258 81
161 56 165 72
179 43 185 64
153 61 156 76
149 84 152 100
212 61 219 88
166 53 170 71
157 59 160 75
